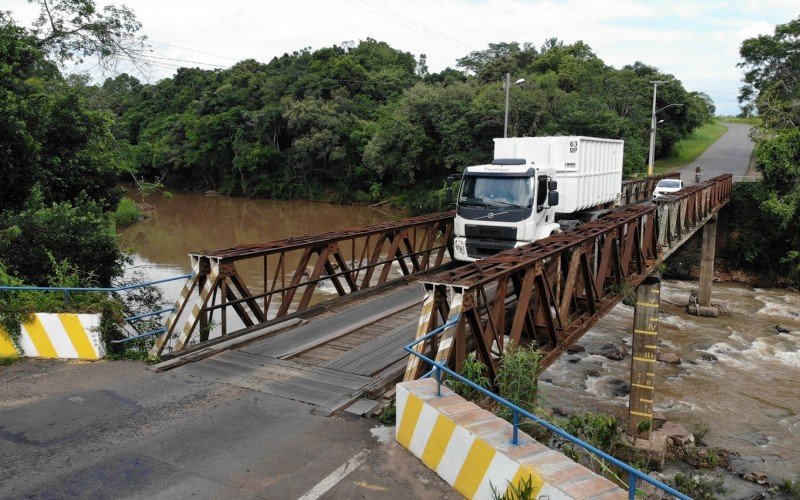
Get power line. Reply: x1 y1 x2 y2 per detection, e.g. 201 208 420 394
147 40 240 61
342 0 474 52
361 0 477 51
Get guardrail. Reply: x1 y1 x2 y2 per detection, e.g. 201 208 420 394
0 275 191 345
404 319 690 500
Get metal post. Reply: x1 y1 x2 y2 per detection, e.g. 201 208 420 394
512 410 519 445
435 366 442 397
627 276 660 439
629 474 637 500
503 73 510 138
648 80 668 176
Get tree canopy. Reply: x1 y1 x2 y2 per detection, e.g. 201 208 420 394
734 16 800 283
99 38 713 203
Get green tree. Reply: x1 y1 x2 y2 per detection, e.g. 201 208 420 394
0 189 124 286
734 16 800 283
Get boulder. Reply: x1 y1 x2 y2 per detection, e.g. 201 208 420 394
566 344 586 354
660 421 694 446
552 407 570 417
593 343 627 361
741 471 770 485
567 356 581 364
608 379 630 397
652 412 667 431
697 352 718 362
775 325 791 334
657 352 681 364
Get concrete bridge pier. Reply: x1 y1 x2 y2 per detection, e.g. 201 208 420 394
627 276 660 440
689 216 720 317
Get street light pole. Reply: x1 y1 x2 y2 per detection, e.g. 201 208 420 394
503 73 525 138
648 80 669 176
504 73 511 138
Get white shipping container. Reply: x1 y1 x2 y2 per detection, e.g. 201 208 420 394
493 136 624 213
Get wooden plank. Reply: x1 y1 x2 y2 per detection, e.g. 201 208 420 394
323 324 415 376
216 349 372 386
238 285 422 359
204 357 365 396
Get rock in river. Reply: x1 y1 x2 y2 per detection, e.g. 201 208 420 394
593 343 627 361
656 352 681 364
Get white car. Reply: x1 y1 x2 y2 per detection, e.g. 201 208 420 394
652 178 684 199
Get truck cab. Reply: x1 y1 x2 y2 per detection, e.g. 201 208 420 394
453 159 560 261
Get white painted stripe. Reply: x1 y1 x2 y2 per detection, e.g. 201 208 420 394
39 313 78 358
17 324 38 357
297 449 369 500
436 425 473 485
78 314 103 358
408 403 439 456
474 451 520 499
395 385 409 440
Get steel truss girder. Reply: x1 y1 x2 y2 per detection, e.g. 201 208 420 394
405 174 733 379
152 212 454 356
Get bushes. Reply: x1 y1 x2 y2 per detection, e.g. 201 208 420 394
113 197 142 227
0 189 125 287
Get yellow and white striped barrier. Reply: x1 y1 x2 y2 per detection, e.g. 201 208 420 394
0 313 104 360
396 378 626 500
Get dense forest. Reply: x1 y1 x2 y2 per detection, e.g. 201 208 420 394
93 39 715 204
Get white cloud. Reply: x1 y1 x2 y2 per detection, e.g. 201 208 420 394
5 0 800 114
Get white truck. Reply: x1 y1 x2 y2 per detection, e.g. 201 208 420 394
451 136 624 262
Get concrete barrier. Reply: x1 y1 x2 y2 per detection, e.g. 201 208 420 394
396 378 626 499
0 313 104 360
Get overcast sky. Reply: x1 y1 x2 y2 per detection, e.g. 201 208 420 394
7 0 800 115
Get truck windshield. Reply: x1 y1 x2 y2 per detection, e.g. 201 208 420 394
459 176 533 209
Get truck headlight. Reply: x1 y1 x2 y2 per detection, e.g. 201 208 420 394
455 240 465 254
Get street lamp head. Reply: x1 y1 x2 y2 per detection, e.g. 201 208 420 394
515 78 526 85
657 119 665 124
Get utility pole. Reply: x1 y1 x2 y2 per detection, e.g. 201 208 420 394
503 74 525 138
504 73 511 138
648 80 669 176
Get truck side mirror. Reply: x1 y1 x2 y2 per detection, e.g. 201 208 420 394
548 180 558 191
445 174 460 205
548 191 559 207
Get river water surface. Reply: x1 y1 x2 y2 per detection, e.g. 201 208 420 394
120 191 800 483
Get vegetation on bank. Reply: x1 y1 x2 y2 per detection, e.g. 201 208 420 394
653 122 728 173
716 115 761 125
735 16 800 285
113 197 142 227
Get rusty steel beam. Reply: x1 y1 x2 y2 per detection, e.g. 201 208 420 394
404 174 733 380
620 172 681 205
152 212 454 356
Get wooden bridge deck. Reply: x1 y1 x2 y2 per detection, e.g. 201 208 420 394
173 283 424 414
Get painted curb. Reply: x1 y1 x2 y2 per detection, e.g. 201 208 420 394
0 313 105 360
396 378 627 500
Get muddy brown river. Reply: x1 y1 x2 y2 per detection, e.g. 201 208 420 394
120 191 800 485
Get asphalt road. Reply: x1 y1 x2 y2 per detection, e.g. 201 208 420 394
677 122 754 183
0 358 454 499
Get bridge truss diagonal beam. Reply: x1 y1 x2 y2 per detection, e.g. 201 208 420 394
404 174 733 380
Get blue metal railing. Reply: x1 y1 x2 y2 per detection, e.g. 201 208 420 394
0 274 191 345
404 318 689 500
